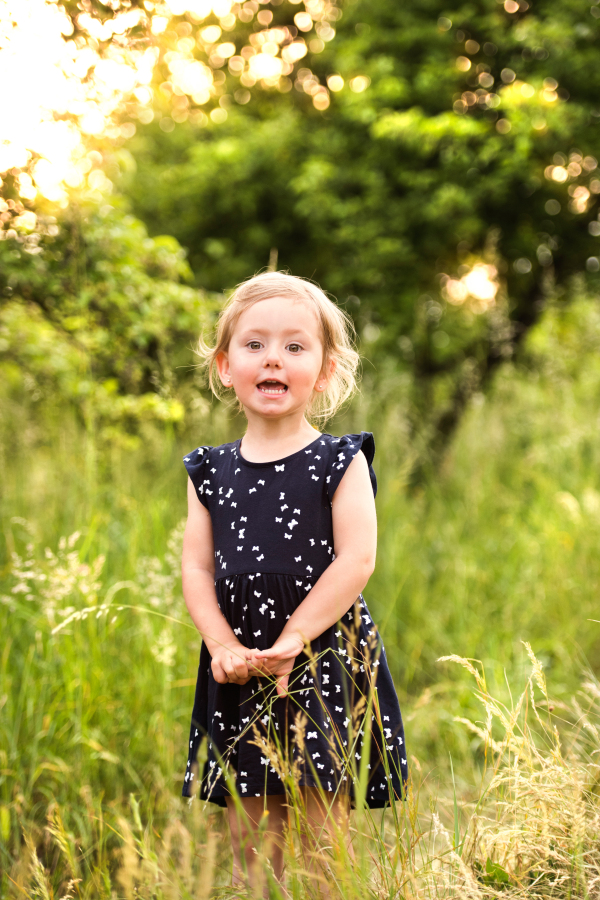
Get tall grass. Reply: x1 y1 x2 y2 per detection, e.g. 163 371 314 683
2 291 600 896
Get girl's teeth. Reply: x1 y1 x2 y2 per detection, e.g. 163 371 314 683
260 383 286 394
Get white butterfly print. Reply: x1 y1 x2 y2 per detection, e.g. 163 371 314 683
295 556 302 562
252 545 259 551
275 517 282 523
294 508 301 514
249 488 257 494
284 534 292 540
258 479 265 486
281 504 288 511
287 519 298 529
275 464 285 472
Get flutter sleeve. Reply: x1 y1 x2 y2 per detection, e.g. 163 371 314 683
326 432 377 501
183 446 213 510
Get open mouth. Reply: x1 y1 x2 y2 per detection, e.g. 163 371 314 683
257 379 288 395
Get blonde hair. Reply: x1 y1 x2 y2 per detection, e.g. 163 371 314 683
198 272 360 422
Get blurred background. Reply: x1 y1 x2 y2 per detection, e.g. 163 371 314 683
2 0 600 894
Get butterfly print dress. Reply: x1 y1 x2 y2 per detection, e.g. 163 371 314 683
181 432 408 808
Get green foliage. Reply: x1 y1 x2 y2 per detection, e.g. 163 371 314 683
365 295 600 698
119 0 600 431
474 857 512 888
3 285 600 891
0 202 216 438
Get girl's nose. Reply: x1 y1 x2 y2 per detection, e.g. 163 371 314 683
263 344 283 367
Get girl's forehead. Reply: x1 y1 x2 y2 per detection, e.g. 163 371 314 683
234 295 321 333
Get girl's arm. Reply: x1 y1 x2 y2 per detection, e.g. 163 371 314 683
182 478 255 685
251 450 377 694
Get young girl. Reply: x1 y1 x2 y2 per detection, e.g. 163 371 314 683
181 272 407 888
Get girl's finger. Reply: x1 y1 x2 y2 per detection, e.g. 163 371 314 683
232 658 249 681
224 655 244 682
212 661 228 685
252 649 275 658
276 674 289 697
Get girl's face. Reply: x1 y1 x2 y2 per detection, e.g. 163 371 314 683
217 296 328 422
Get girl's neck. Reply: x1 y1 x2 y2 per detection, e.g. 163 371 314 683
240 413 321 464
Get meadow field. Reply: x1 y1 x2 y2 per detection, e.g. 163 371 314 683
2 289 600 898
4 0 600 893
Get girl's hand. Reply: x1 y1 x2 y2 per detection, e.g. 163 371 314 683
211 641 259 685
250 633 305 697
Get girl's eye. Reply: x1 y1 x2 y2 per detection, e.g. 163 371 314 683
247 341 262 351
287 343 302 353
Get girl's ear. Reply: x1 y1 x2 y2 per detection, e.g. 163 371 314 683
314 356 336 392
215 351 233 388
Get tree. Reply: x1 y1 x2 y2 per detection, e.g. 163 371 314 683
119 0 600 443
0 200 214 436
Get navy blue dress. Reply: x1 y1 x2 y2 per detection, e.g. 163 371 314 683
182 432 407 807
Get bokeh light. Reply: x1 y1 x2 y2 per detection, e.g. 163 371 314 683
442 264 499 312
1 0 355 205
0 0 156 204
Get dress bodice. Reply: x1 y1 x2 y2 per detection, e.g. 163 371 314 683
183 432 376 584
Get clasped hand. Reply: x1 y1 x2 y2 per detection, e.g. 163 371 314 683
211 633 305 697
